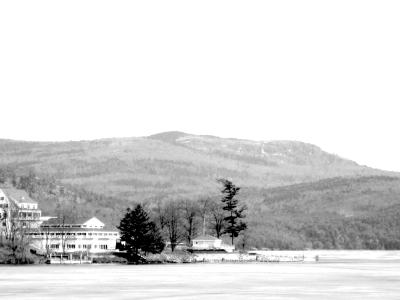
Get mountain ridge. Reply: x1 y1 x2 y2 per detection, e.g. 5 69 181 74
0 131 398 204
1 132 400 249
0 131 394 173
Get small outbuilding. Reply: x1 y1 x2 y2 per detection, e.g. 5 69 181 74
191 235 235 252
192 235 222 250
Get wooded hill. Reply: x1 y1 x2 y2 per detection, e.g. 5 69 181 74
1 132 400 249
0 132 393 203
248 176 400 249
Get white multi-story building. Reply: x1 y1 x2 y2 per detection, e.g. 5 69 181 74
0 187 120 257
29 217 120 255
0 188 43 235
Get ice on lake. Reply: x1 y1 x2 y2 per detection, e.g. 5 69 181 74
1 251 400 299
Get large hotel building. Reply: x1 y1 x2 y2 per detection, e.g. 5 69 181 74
0 187 120 257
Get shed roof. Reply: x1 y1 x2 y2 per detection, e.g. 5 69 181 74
193 235 220 241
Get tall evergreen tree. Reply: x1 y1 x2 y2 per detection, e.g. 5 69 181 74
219 179 247 245
118 204 164 262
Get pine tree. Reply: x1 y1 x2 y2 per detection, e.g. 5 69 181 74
118 204 164 262
219 179 247 245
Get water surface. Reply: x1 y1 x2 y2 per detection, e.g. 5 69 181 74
1 251 400 299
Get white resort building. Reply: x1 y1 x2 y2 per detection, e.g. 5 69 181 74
0 187 120 259
29 217 120 256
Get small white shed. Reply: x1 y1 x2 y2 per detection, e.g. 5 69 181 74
191 235 222 250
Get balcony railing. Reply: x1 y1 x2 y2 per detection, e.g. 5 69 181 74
18 216 41 221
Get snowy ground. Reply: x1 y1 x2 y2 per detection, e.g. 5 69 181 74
1 251 400 299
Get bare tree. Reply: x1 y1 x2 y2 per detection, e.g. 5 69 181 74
55 200 75 261
163 201 182 252
59 215 68 260
0 208 8 244
42 225 53 258
237 229 249 251
209 198 225 238
152 199 167 230
2 210 33 263
198 197 211 236
181 199 200 245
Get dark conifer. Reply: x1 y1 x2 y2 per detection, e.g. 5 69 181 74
218 179 247 245
118 204 164 262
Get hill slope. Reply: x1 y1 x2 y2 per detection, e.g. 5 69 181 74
248 176 400 249
2 169 400 250
0 132 395 203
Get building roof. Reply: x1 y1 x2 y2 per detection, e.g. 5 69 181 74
43 216 94 225
38 226 118 233
193 235 221 241
41 216 115 229
83 217 105 228
2 188 37 204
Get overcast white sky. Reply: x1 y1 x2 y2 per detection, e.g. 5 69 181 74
1 1 399 171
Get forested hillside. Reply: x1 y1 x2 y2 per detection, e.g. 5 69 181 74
0 132 394 203
1 132 400 250
248 176 400 249
1 169 400 250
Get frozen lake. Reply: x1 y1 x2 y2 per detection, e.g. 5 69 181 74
1 251 400 299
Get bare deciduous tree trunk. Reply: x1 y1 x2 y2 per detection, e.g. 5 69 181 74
164 201 182 252
182 199 200 245
210 199 225 238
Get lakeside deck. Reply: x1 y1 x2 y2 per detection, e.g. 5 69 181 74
192 252 308 263
46 258 92 264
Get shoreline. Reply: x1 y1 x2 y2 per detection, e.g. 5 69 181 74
2 249 400 265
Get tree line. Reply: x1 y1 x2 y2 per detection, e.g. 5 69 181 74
118 179 247 261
